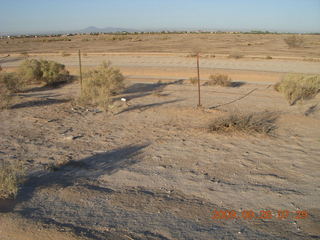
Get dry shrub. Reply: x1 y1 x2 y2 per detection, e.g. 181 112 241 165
186 53 198 58
207 74 232 87
284 35 304 48
0 160 24 200
19 59 42 83
0 84 12 109
208 111 278 135
0 72 25 109
266 55 273 60
228 53 243 59
79 62 125 109
0 72 25 93
61 51 71 57
20 52 29 58
19 59 71 86
189 77 198 85
274 74 320 105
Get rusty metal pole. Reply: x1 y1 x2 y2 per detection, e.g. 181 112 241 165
197 53 202 107
78 49 83 93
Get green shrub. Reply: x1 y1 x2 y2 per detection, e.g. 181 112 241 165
207 74 232 87
18 59 71 86
79 62 125 109
39 60 70 86
275 74 320 105
284 35 304 48
208 111 278 135
0 160 24 200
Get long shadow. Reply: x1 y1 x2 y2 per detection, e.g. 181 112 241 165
121 79 184 101
116 99 182 115
14 144 148 208
11 98 71 109
230 81 246 88
21 76 77 93
0 56 23 64
203 81 246 88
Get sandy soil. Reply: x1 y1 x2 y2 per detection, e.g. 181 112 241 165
0 34 320 239
1 33 320 58
0 67 320 239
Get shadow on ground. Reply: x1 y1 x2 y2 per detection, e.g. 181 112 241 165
11 98 71 109
15 144 148 205
116 99 183 115
120 79 184 101
0 56 23 64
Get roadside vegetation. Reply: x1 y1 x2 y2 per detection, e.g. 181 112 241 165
208 111 278 135
0 160 24 200
0 59 72 109
78 61 125 109
207 74 232 87
284 35 304 48
189 77 198 85
274 74 320 105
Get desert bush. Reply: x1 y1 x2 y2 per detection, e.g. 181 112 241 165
79 62 125 109
20 51 29 58
266 55 273 60
18 59 42 83
0 84 12 109
61 51 71 57
207 74 232 87
0 72 25 92
208 111 278 135
39 60 70 86
18 59 70 86
186 53 198 58
274 74 320 105
284 35 304 48
228 53 243 59
189 77 198 85
0 160 24 200
0 65 2 72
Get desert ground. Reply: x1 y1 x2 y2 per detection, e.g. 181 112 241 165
0 33 320 239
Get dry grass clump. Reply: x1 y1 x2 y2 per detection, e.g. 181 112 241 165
207 74 232 87
0 160 24 200
0 72 24 109
274 74 320 105
208 111 278 135
61 51 71 57
0 84 12 109
79 62 125 109
189 77 198 85
228 53 243 59
284 35 304 48
0 72 25 93
19 59 71 86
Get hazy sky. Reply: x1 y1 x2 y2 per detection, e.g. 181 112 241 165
0 0 319 33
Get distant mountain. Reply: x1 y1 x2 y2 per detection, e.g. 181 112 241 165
78 26 138 33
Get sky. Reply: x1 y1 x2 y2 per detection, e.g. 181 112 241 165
0 0 319 33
